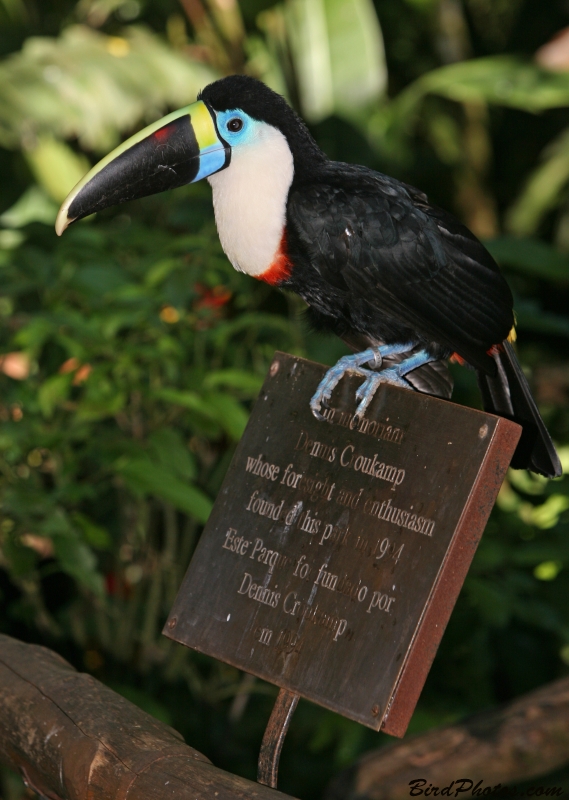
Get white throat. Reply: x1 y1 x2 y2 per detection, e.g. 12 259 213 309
208 123 294 277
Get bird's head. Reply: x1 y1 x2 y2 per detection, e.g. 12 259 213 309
55 75 324 235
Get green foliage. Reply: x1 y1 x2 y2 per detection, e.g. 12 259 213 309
0 24 216 152
485 237 569 283
506 128 569 236
398 57 569 115
282 0 386 122
0 188 306 608
0 1 569 799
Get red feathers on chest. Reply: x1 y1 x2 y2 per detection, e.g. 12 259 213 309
256 230 292 286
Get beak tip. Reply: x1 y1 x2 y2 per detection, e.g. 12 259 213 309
55 205 74 236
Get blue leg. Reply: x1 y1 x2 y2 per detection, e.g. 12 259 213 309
310 343 416 420
311 347 437 420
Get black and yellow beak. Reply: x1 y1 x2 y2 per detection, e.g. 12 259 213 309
55 100 229 236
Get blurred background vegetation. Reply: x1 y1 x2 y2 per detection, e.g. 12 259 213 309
1 0 569 797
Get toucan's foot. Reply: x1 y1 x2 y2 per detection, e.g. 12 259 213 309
353 368 407 418
310 348 380 420
311 346 436 420
310 343 427 420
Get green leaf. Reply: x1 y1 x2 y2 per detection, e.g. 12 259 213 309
383 58 569 152
472 538 508 571
117 457 212 522
0 185 58 228
144 258 182 287
285 0 386 122
0 25 217 152
71 512 112 550
3 533 37 577
485 236 569 282
37 373 71 418
52 533 105 596
149 427 196 481
514 598 567 634
74 265 129 295
512 542 569 567
0 229 24 249
203 369 263 396
466 577 512 628
76 378 126 422
153 388 218 418
533 561 563 581
153 387 250 440
514 300 569 338
505 128 569 235
519 495 569 529
210 313 296 349
325 0 387 114
14 317 54 354
412 57 569 113
24 137 89 203
205 392 249 440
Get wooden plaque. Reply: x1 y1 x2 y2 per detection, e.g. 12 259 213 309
164 353 520 735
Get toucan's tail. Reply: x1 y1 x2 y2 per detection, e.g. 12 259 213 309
477 341 562 478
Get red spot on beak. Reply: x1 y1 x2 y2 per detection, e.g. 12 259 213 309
153 126 171 142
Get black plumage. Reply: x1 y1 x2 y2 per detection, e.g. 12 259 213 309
285 164 513 373
202 76 560 478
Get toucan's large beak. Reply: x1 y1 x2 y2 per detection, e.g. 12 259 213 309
55 100 229 236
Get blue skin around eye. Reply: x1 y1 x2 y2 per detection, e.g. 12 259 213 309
192 110 256 183
216 110 257 145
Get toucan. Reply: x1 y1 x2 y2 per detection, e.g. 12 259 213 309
56 75 562 478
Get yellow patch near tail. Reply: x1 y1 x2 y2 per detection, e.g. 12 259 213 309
507 325 517 343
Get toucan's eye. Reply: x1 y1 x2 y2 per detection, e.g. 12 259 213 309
227 118 243 132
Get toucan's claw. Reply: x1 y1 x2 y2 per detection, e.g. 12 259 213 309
310 344 434 420
310 348 380 419
354 368 410 419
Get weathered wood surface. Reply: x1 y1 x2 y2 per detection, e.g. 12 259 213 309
326 676 569 800
0 634 295 800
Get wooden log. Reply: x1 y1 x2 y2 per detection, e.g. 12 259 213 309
326 677 569 800
0 634 295 800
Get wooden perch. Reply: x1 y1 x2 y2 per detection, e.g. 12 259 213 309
0 634 294 800
326 677 569 800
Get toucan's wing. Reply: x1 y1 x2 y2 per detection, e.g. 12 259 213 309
287 164 514 373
